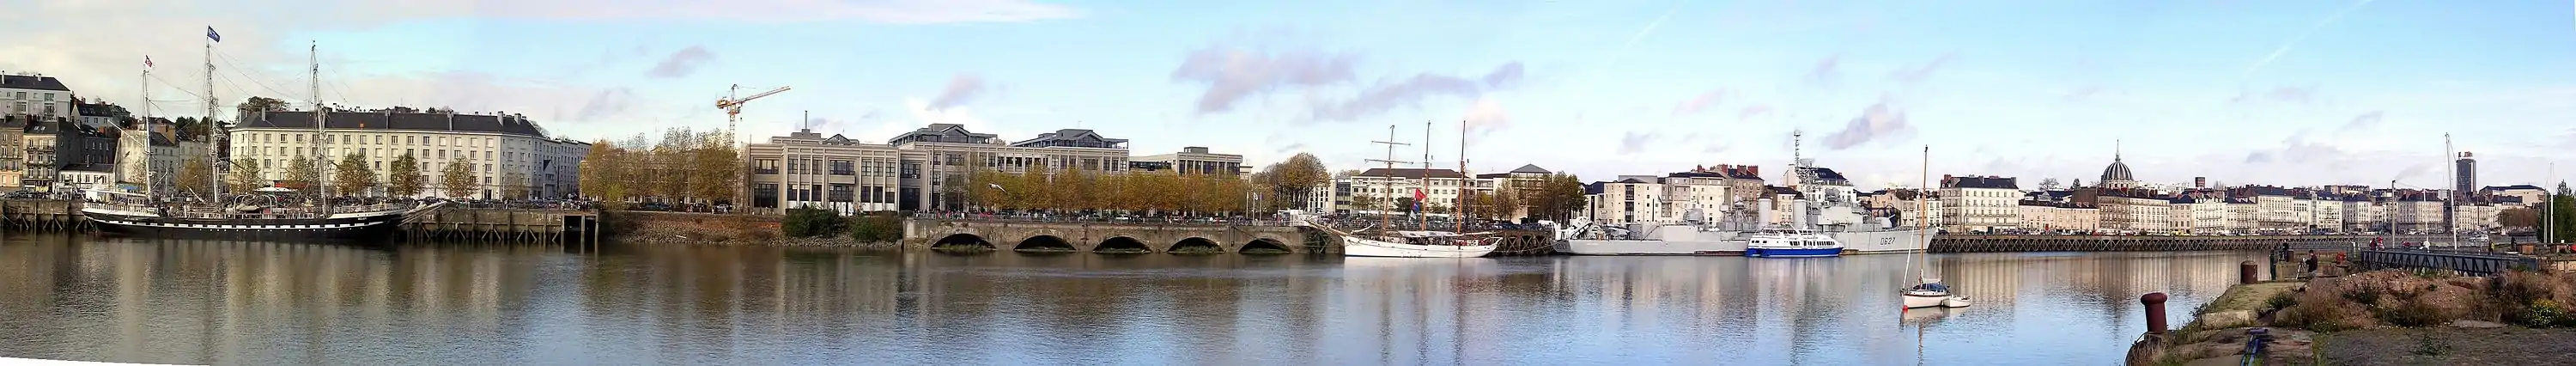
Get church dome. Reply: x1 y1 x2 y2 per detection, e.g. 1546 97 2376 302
2102 159 2134 182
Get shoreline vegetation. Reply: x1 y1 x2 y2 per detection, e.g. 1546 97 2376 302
2142 265 2576 365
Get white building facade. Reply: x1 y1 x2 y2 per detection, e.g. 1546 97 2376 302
233 110 587 198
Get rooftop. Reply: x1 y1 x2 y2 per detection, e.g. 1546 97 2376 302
1355 168 1467 179
240 111 549 138
887 123 1001 145
1009 128 1128 149
0 75 70 91
1942 175 2019 190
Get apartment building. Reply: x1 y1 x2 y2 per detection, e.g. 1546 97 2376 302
1349 168 1489 216
1939 175 2021 233
234 110 588 198
0 75 73 119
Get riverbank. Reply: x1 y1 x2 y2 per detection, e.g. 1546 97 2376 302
2136 266 2576 365
605 210 900 249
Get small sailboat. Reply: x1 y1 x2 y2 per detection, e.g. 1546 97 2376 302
1903 145 1970 308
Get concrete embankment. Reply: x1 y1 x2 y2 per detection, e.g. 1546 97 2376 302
1932 235 2366 253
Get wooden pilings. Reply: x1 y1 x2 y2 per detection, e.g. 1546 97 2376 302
0 199 88 232
397 208 602 245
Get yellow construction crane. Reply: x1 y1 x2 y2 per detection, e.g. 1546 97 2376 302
715 84 788 213
714 84 791 142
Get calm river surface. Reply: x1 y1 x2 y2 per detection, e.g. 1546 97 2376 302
0 235 2268 365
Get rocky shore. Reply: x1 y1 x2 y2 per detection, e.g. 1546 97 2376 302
2136 268 2576 365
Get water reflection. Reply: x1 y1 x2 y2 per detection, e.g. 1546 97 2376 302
0 235 2260 365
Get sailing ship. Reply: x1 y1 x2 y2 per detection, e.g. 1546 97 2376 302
82 40 426 240
1321 121 1498 258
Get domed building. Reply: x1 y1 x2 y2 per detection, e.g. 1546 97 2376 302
2099 143 2138 189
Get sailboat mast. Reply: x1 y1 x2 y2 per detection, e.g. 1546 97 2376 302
311 41 331 212
2445 133 2455 247
206 30 220 201
141 64 151 197
1366 125 1413 231
1456 119 1467 233
1422 120 1431 229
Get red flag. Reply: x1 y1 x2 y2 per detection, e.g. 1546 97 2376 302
1413 188 1425 202
143 57 154 69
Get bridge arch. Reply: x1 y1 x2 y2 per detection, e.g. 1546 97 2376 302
1096 236 1152 253
1168 237 1224 254
1014 235 1077 252
1242 238 1292 254
933 234 994 251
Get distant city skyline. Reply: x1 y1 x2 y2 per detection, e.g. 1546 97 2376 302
5 0 2571 189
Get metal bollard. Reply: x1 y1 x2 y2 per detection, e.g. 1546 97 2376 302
2240 260 2259 284
2142 292 2170 336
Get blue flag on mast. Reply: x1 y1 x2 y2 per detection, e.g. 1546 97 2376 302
206 27 221 42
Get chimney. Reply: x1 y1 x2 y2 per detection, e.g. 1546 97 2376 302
2194 177 2206 188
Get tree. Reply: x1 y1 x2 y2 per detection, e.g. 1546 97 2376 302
1351 194 1381 213
1522 173 1590 222
238 96 289 116
331 153 377 197
2037 178 2063 191
684 130 738 204
1256 153 1331 211
577 142 619 201
226 158 264 193
439 161 478 198
177 156 212 198
286 156 322 196
388 153 427 197
1394 197 1419 214
502 171 530 199
2501 207 2539 229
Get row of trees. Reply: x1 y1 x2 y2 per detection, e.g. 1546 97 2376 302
955 166 1256 215
948 150 1590 222
576 127 743 207
161 152 490 198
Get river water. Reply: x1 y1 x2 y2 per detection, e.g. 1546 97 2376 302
0 235 2267 365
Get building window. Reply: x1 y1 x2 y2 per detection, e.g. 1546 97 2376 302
753 159 779 174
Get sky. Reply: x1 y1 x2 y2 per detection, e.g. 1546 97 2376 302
7 0 2575 192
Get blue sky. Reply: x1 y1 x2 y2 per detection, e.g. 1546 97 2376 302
8 0 2574 190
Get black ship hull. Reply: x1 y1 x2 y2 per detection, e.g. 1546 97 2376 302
84 210 407 241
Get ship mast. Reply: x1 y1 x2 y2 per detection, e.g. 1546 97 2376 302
205 29 222 202
1367 125 1413 232
141 59 151 197
1421 120 1431 229
310 41 332 213
1456 119 1467 233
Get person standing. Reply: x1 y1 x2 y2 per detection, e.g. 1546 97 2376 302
2303 251 2319 278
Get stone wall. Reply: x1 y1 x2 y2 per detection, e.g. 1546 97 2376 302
906 219 1312 253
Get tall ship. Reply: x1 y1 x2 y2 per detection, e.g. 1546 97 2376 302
1552 131 1936 255
82 40 429 241
84 188 422 240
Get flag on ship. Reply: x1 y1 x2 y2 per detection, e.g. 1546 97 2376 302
207 27 222 42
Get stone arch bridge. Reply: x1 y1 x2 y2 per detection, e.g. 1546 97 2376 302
904 218 1317 253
